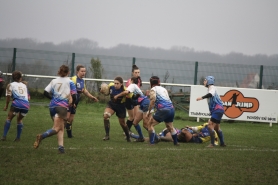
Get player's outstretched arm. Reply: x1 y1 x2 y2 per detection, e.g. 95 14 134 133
84 89 99 102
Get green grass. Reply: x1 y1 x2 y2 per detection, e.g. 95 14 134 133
0 98 278 185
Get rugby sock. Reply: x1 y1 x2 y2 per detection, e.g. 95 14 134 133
209 129 216 145
154 133 159 141
134 124 144 138
171 129 178 145
3 120 11 137
216 130 225 145
41 129 57 139
16 123 23 139
145 127 159 141
121 125 130 140
149 130 156 144
104 120 110 136
171 134 178 145
130 133 140 139
126 120 133 130
65 121 73 138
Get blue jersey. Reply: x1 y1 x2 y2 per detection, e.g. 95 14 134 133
108 82 126 104
71 75 86 101
207 85 224 112
71 75 86 93
45 77 77 108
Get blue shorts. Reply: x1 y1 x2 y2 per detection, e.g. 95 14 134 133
211 109 224 124
153 108 175 123
10 106 29 116
139 99 150 112
49 107 68 119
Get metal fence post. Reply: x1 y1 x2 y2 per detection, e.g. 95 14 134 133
12 48 17 72
194 61 198 85
71 53 75 76
259 65 263 89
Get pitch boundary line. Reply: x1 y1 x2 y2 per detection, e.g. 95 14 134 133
1 145 277 152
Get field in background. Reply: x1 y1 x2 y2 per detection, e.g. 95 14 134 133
0 99 278 185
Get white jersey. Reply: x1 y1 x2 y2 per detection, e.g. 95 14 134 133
45 77 77 108
6 82 29 110
150 86 173 110
127 83 148 105
126 84 144 96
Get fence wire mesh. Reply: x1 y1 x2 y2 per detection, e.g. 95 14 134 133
0 47 278 93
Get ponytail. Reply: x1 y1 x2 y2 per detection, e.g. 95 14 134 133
137 76 142 87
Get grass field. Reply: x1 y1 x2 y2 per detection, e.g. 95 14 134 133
0 98 278 185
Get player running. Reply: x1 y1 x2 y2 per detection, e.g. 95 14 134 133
33 65 77 153
99 76 131 142
1 71 30 141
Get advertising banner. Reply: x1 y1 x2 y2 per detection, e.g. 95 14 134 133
189 86 278 123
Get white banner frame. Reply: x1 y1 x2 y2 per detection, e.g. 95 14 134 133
189 86 278 125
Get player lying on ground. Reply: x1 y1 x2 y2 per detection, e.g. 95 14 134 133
130 122 218 145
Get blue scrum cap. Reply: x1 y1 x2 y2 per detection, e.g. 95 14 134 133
205 76 215 86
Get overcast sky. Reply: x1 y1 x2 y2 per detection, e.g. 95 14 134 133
0 0 277 56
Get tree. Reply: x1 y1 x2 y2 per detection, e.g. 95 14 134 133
161 70 169 88
163 70 170 83
89 58 103 92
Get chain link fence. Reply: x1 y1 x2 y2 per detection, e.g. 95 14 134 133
1 47 278 94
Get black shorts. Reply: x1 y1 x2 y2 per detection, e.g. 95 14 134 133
107 101 126 118
0 81 4 89
68 96 80 114
125 98 134 110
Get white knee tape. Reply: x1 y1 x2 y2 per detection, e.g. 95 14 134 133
104 112 111 119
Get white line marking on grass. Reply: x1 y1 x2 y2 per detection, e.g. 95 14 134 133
1 145 278 152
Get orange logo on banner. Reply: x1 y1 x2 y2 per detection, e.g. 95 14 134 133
220 90 259 119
